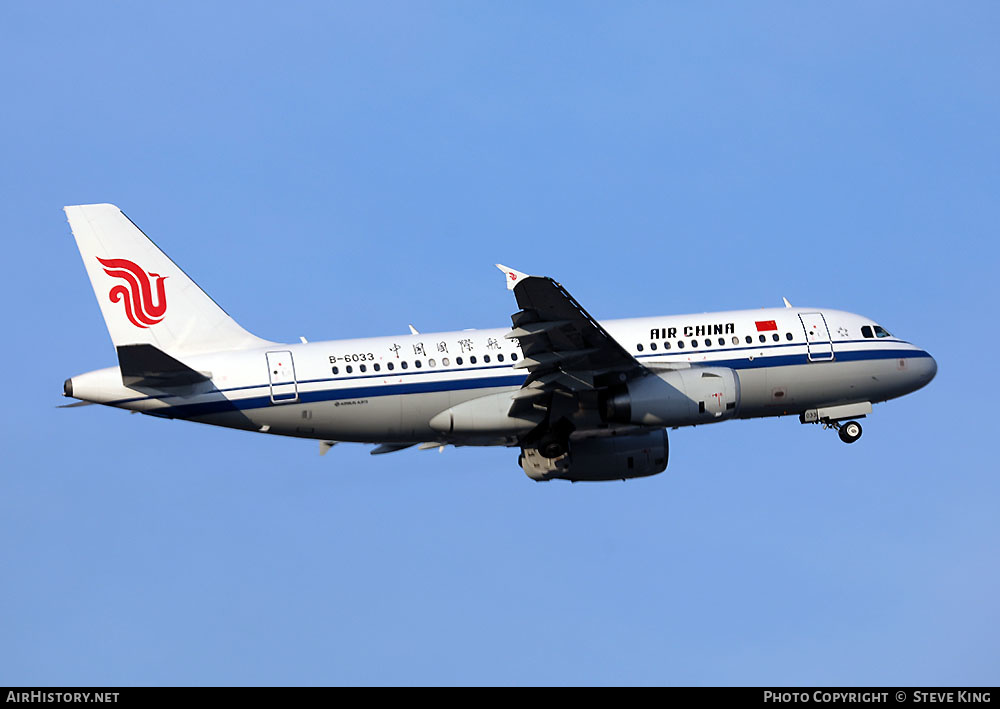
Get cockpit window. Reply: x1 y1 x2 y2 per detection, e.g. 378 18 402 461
861 325 874 339
873 325 892 338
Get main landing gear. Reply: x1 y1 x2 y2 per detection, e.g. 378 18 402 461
534 420 574 459
828 419 863 444
539 437 568 459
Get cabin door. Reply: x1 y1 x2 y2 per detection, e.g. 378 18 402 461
266 351 299 403
799 313 834 361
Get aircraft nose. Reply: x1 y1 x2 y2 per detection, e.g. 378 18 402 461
913 351 937 389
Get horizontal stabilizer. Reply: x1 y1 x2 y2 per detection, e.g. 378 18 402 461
117 344 210 388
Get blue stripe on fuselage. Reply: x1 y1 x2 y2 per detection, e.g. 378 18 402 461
135 345 933 419
162 374 529 419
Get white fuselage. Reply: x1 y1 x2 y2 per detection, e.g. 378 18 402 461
67 306 937 446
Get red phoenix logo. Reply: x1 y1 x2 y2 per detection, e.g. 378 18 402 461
97 257 168 328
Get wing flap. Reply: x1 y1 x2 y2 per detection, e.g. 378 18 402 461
370 443 416 455
506 276 640 381
496 268 648 436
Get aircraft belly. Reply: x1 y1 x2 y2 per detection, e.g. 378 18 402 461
200 396 402 443
398 385 520 440
738 357 925 418
198 383 524 443
735 368 769 416
158 356 930 441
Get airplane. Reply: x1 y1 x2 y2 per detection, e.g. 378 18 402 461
61 204 937 482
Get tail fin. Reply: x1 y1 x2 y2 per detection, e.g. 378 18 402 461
65 203 270 355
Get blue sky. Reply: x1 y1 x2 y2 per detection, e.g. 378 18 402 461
1 1 997 685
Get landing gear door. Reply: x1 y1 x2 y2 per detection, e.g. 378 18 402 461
266 351 299 403
799 313 834 361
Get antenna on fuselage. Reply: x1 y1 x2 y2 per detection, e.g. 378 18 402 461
782 297 793 308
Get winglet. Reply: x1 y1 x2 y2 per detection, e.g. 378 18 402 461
782 297 793 308
495 264 530 290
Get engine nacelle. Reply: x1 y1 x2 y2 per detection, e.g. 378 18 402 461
519 429 669 482
605 367 740 427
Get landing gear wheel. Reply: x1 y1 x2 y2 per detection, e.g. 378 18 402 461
539 438 567 459
838 421 862 444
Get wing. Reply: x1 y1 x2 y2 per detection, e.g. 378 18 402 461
495 265 648 435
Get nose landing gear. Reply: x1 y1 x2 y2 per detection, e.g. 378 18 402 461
799 404 871 444
829 420 863 444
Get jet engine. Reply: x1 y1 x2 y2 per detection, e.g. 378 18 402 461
604 367 740 427
519 429 669 482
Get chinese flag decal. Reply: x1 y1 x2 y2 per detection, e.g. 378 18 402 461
755 320 777 332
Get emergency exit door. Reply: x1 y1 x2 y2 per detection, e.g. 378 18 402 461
799 313 834 361
266 351 298 403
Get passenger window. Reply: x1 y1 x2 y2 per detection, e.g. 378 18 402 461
745 335 753 344
759 334 766 343
346 365 353 374
442 358 450 366
677 341 685 349
718 337 725 346
497 354 505 362
484 355 491 363
637 344 644 352
772 333 779 342
874 325 892 338
415 360 422 368
785 332 793 341
401 361 408 369
732 336 739 345
690 340 698 348
360 364 367 372
704 338 711 347
387 362 394 370
373 363 380 372
428 359 436 367
470 356 477 364
862 325 874 339
650 343 657 351
456 357 463 365
510 353 518 361
664 342 671 350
